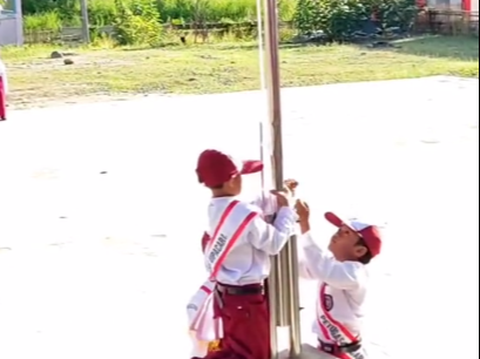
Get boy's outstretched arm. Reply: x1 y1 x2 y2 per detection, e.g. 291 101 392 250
296 201 366 290
248 205 297 255
248 188 298 255
298 221 366 290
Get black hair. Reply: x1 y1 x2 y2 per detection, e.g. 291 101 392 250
209 184 224 189
355 238 373 265
197 171 224 189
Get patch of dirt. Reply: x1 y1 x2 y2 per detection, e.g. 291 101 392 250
9 55 133 72
7 53 140 110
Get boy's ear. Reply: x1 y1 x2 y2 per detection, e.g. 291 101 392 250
354 245 368 258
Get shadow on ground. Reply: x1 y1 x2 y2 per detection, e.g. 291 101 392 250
120 42 304 52
385 35 478 60
137 35 479 62
283 35 479 65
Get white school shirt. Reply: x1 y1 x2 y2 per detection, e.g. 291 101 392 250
298 232 368 343
206 196 296 286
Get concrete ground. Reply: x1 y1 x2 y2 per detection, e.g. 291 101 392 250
0 76 478 359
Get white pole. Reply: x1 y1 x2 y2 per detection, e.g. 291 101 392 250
80 0 91 43
255 0 266 91
15 0 24 45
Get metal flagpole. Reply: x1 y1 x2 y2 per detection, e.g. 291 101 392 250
259 0 320 358
258 0 326 356
254 0 280 355
261 0 289 331
260 0 304 358
286 237 302 356
258 0 327 357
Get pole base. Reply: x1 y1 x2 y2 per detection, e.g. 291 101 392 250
279 343 337 359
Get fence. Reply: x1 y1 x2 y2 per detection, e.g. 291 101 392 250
416 9 479 35
23 11 479 45
24 21 294 44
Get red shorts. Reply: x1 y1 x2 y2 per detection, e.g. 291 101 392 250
194 283 270 359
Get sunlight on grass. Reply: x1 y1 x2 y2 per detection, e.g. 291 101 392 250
1 35 478 108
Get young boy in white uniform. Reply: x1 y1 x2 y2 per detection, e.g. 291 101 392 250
193 149 302 359
295 201 383 359
187 189 283 357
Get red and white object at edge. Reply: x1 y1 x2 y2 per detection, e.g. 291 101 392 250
0 76 6 121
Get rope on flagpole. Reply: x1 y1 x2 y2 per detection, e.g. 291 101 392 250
256 0 266 91
256 0 267 192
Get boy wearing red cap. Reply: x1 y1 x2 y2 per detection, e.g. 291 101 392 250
194 149 299 359
295 201 383 359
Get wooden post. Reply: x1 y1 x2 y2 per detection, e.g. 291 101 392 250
80 0 91 43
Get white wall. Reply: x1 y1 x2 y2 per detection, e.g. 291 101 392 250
0 0 24 46
427 0 464 9
472 0 478 12
0 16 18 45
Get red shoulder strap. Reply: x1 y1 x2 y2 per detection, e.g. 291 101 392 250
205 200 239 251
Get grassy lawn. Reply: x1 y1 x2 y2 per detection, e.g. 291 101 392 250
2 35 478 109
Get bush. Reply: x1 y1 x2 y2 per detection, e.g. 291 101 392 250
113 0 163 46
294 0 322 35
22 0 114 26
23 11 63 33
320 0 369 41
89 0 118 26
372 0 418 32
294 0 418 41
157 0 259 23
22 0 298 28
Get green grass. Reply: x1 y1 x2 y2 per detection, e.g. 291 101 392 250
2 35 478 108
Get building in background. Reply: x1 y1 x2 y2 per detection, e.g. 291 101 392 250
425 0 478 11
465 0 479 12
0 0 24 46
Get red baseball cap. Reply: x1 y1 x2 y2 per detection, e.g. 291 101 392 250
196 149 263 188
325 212 383 257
